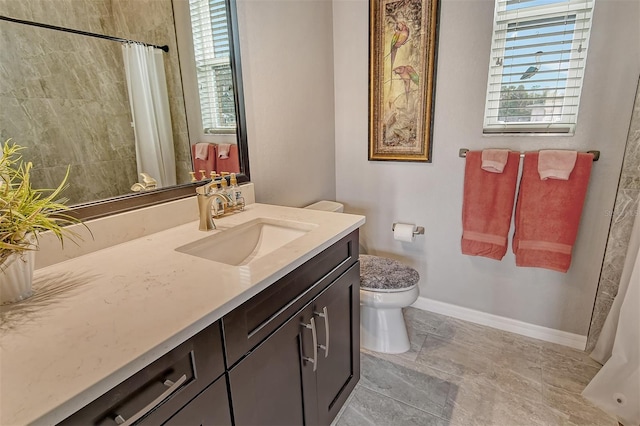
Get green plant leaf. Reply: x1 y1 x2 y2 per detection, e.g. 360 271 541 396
0 139 84 266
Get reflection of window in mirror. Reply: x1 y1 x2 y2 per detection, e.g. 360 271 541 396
174 0 245 178
189 0 237 135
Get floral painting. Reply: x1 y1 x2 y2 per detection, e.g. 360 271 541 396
369 0 439 162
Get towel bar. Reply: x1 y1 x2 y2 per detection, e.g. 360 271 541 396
458 148 600 161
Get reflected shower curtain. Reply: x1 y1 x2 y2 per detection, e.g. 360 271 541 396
582 212 640 425
122 43 176 188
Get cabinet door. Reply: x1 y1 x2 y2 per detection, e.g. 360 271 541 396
314 263 361 425
223 231 359 367
229 306 319 426
164 376 231 425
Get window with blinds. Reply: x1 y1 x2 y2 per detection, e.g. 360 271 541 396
483 0 595 134
188 0 236 134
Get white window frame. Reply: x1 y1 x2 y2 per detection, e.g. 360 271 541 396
483 0 595 134
173 0 237 145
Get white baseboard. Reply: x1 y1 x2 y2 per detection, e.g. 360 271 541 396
411 296 587 350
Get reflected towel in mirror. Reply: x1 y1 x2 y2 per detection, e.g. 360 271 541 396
218 143 231 159
195 143 210 160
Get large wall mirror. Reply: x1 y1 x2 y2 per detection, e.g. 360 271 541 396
0 0 248 220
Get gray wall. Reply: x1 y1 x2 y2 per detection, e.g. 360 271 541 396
0 0 190 204
237 0 337 206
333 0 640 336
587 77 640 351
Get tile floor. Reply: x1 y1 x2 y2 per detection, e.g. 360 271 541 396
333 307 617 426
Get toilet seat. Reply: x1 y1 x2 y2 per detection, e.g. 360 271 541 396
359 254 419 291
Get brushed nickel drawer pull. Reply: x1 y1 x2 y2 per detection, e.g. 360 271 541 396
113 373 187 426
301 317 318 372
315 306 329 358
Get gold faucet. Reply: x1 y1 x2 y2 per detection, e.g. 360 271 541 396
196 182 233 231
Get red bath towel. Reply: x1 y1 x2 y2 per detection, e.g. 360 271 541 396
513 152 593 272
461 150 520 260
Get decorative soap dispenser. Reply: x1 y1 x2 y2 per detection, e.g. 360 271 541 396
209 180 224 215
219 177 234 207
230 173 241 203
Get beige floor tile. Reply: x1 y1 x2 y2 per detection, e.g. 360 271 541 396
336 385 448 426
540 341 603 369
542 359 601 394
446 376 566 426
416 334 495 378
480 362 544 403
345 308 614 426
403 307 450 336
491 351 543 384
542 384 618 426
359 352 454 418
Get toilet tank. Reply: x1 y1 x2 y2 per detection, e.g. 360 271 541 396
304 200 344 213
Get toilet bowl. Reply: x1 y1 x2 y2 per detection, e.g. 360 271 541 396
360 285 419 353
304 201 420 354
358 255 420 354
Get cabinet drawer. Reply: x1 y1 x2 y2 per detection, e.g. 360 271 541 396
60 321 225 426
223 230 359 367
163 375 231 426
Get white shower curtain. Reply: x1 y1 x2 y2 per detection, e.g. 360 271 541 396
122 43 176 188
582 210 640 425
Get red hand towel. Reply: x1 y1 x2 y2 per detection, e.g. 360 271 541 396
513 152 593 272
461 151 520 260
216 144 240 173
481 149 510 173
191 144 217 179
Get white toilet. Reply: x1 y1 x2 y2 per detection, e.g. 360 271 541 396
304 201 420 354
358 255 419 353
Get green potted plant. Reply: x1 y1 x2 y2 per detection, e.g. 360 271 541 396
0 139 81 304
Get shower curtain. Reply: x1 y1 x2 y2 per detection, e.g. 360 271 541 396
122 43 176 188
582 210 640 425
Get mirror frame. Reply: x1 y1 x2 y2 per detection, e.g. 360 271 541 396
68 0 249 221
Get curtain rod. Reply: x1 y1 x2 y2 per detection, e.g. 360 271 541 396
458 148 600 161
1 15 169 52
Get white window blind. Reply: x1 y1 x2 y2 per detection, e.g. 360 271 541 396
483 0 595 134
188 0 236 134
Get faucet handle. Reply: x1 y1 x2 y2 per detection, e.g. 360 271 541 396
196 180 218 195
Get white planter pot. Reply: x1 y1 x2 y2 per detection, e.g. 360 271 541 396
1 249 36 304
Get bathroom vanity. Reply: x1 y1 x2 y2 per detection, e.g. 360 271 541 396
0 202 364 425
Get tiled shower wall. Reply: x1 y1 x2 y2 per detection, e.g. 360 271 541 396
0 0 190 205
586 77 640 352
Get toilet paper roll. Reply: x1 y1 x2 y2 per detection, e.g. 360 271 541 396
393 223 416 242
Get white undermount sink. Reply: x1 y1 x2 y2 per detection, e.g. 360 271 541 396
176 218 318 266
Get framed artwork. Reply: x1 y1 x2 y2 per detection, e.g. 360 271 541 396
369 0 439 162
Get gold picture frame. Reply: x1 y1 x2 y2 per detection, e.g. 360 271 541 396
369 0 439 162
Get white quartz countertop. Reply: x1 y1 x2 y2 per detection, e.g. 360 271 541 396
0 203 365 425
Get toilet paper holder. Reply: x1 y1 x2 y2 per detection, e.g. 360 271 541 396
392 223 425 236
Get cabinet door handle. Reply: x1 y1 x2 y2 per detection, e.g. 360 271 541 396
315 306 329 358
301 317 318 372
113 373 187 425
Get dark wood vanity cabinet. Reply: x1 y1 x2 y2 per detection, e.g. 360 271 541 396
226 231 360 426
60 321 230 426
60 230 360 426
